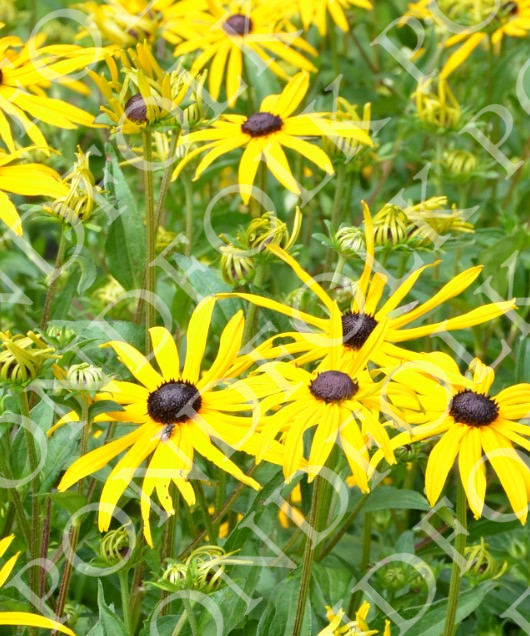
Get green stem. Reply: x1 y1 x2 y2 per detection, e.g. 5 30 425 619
317 494 369 562
54 397 91 624
292 474 325 636
242 261 266 345
193 482 217 545
0 436 32 550
349 511 372 614
143 129 156 355
181 598 199 636
329 17 339 76
325 163 347 276
119 569 134 635
161 491 180 617
183 173 194 257
170 611 189 636
331 254 346 288
443 480 468 636
41 225 68 330
178 462 257 560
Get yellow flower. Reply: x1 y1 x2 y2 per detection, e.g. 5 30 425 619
0 33 101 152
235 321 416 489
56 298 287 545
403 1 530 77
294 0 372 36
217 202 515 366
414 77 460 130
89 42 202 135
0 147 69 235
173 0 317 104
75 0 191 47
371 355 530 522
0 535 75 634
172 72 373 203
318 601 389 635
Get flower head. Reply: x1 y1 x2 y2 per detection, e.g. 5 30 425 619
56 298 288 545
317 602 390 635
294 0 373 36
371 355 530 522
173 72 372 203
89 42 204 134
0 331 57 386
172 0 317 104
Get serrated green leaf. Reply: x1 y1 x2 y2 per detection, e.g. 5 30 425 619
256 569 311 636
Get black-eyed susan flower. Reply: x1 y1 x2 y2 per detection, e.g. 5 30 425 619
217 202 515 366
318 602 391 635
371 355 530 523
76 0 194 47
234 320 417 490
172 72 373 203
172 0 317 104
89 42 204 135
0 147 69 235
56 298 287 545
293 0 372 36
0 535 75 634
0 33 101 152
403 0 530 78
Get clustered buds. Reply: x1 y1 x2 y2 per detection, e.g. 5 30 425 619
0 331 57 386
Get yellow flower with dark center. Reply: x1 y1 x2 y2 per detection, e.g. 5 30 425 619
217 202 516 367
318 602 390 635
172 0 317 104
403 0 530 77
0 147 69 235
75 0 195 47
56 298 287 545
0 535 75 634
235 321 416 490
294 0 373 36
371 355 530 522
172 72 373 203
0 33 102 152
89 42 203 134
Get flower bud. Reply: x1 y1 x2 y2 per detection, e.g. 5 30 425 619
373 204 407 247
65 363 108 392
335 226 365 257
246 212 290 251
464 538 507 584
100 525 131 566
444 150 477 177
220 244 256 285
0 331 57 386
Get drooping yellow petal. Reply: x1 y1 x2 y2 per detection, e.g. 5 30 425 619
150 327 180 381
0 612 75 635
424 424 467 506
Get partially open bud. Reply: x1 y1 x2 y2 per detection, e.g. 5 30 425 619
373 204 408 247
444 149 478 178
415 77 460 131
464 537 508 585
221 244 256 285
100 525 131 566
0 331 57 386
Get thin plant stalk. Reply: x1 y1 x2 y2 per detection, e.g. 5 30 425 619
54 396 91 625
317 493 369 562
349 511 372 614
143 129 156 354
292 473 325 636
41 224 68 330
324 162 347 277
119 569 134 635
443 480 468 636
135 131 180 324
183 172 194 257
242 261 266 345
193 481 217 545
0 436 32 549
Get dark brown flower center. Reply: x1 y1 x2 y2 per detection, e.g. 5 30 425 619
223 14 252 35
0 69 3 84
147 381 202 425
342 312 378 350
309 370 358 404
124 94 147 123
242 112 283 137
449 390 499 427
503 1 518 15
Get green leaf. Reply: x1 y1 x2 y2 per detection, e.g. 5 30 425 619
396 582 494 636
256 569 312 636
363 487 431 513
89 400 124 420
71 245 98 294
104 146 146 290
88 580 128 636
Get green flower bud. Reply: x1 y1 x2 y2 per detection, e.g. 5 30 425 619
65 363 108 392
464 538 507 584
335 226 365 257
100 525 131 566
